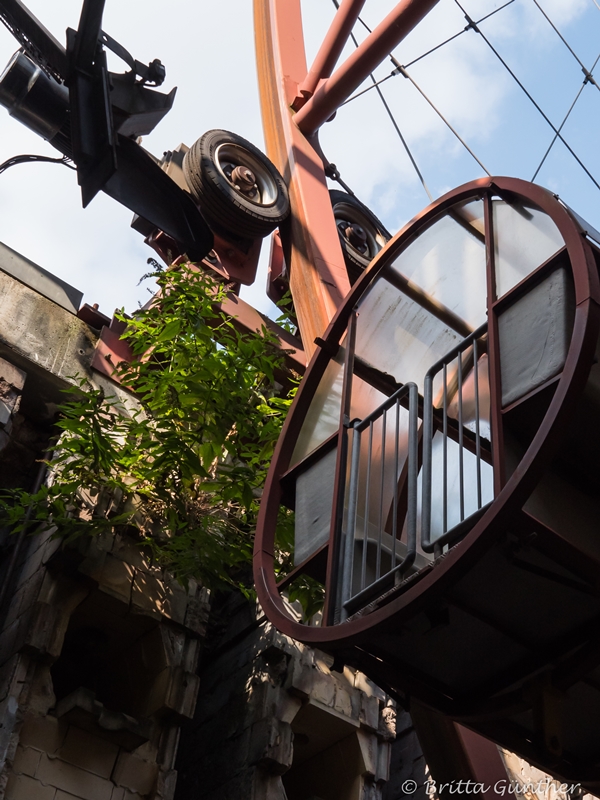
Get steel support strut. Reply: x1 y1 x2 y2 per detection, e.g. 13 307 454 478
295 0 442 136
296 0 367 103
255 0 351 357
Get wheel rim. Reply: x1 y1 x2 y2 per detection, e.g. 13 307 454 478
332 200 386 261
215 142 279 207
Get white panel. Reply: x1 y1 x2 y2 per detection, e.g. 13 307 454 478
498 267 574 407
294 446 337 565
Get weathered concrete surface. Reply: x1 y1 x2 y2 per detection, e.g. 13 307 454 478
0 242 83 314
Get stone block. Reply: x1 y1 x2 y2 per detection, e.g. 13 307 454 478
0 619 20 667
55 687 151 752
12 744 41 777
183 594 210 636
155 768 178 800
0 655 21 701
162 580 187 625
357 729 379 778
25 666 56 715
96 556 135 604
55 793 89 800
16 541 46 587
5 773 57 800
36 752 113 800
333 686 354 718
360 693 380 732
376 739 392 783
131 571 165 619
353 671 387 701
112 752 158 796
17 713 68 755
22 602 68 662
59 726 119 779
248 717 293 774
110 789 144 800
141 626 185 672
145 666 199 720
289 659 335 707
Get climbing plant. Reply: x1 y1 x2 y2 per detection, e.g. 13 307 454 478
0 264 298 594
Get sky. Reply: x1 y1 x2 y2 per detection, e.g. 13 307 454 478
0 0 599 320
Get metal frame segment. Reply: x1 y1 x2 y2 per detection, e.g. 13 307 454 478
254 176 600 650
294 0 442 136
254 0 350 358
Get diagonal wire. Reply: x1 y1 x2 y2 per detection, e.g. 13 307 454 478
332 0 433 200
532 51 600 181
394 64 491 176
342 0 516 107
405 0 516 69
453 0 600 192
531 0 600 91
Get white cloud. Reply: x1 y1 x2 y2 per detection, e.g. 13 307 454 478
0 0 599 320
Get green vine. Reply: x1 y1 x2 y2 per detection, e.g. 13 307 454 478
0 264 298 596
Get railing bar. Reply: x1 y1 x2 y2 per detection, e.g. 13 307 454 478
361 421 373 592
376 411 387 581
341 425 361 620
473 337 482 509
404 384 418 573
458 352 465 522
344 559 407 609
391 399 400 571
355 382 412 430
424 322 487 381
443 362 448 535
421 377 433 552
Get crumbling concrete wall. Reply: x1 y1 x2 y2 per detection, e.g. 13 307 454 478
0 529 210 800
175 594 400 800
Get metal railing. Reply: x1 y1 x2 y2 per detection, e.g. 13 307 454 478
421 323 490 554
337 324 491 619
340 382 419 619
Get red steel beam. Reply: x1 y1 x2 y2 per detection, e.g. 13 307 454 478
295 0 442 136
297 0 367 102
254 0 351 358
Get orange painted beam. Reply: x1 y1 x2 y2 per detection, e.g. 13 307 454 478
254 0 351 359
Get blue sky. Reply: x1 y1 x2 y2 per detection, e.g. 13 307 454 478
0 0 599 319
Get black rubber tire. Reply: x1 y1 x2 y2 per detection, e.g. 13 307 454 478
183 129 290 240
330 190 391 284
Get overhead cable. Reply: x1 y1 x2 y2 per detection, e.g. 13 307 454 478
531 0 599 90
532 51 600 181
454 0 600 193
343 0 516 108
331 0 433 200
393 63 491 177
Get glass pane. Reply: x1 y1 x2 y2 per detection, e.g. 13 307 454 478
291 353 343 466
355 276 463 392
389 200 487 328
493 199 564 298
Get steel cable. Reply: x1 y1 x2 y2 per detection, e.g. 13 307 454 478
532 51 600 181
531 0 600 91
453 0 600 193
331 0 433 200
